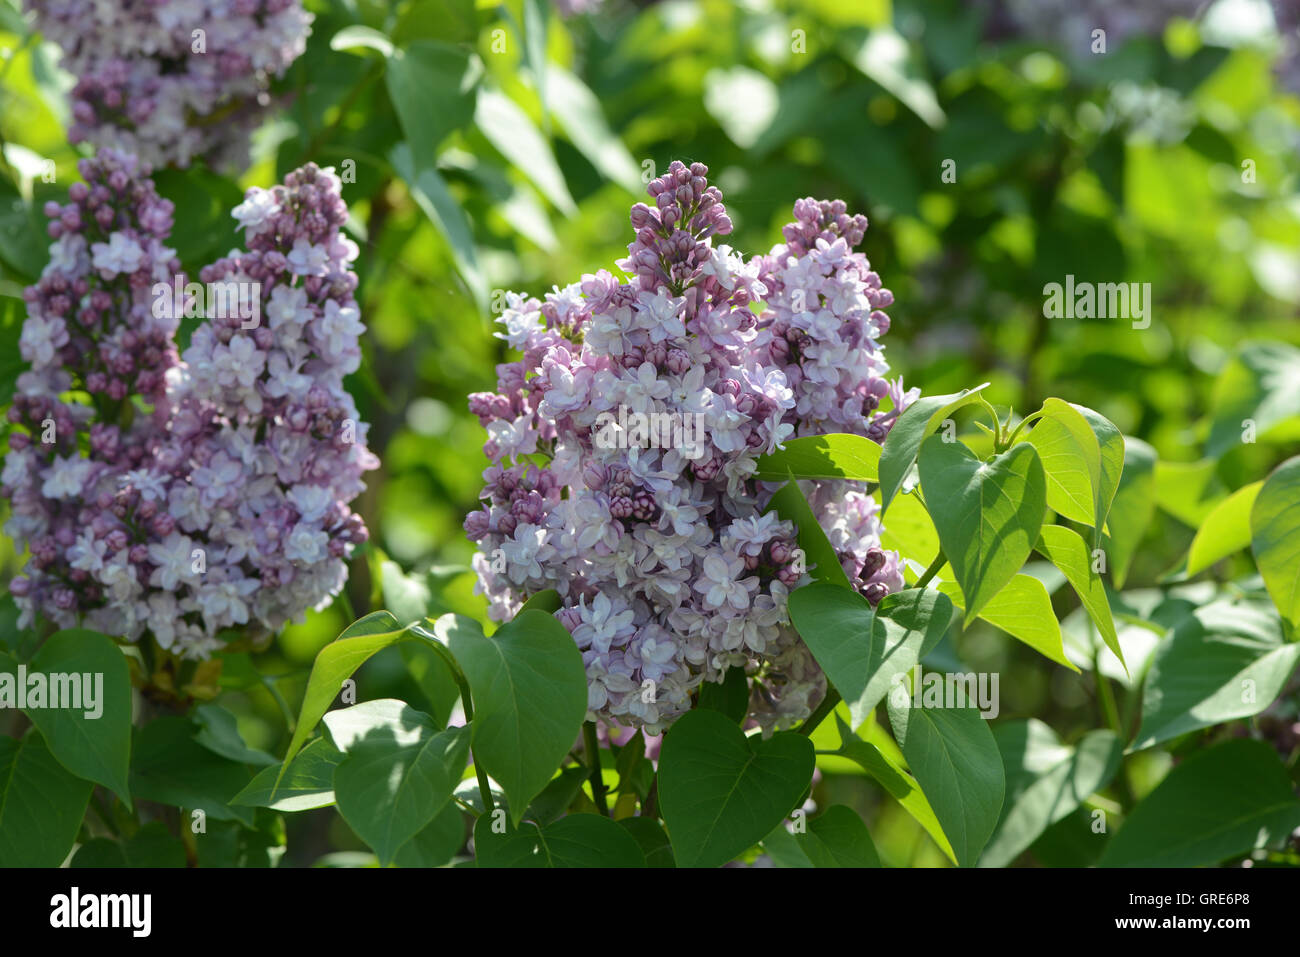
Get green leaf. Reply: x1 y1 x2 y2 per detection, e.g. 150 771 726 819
878 383 990 513
71 821 187 868
390 144 487 312
787 585 954 729
231 738 342 812
525 765 591 825
831 714 955 864
659 708 815 869
395 802 465 868
193 703 278 767
980 721 1122 868
474 88 575 214
392 0 477 45
380 559 434 625
696 666 751 724
0 628 132 805
753 433 881 482
765 805 882 868
1103 437 1157 588
329 24 394 57
1021 399 1102 530
385 40 480 160
918 437 1047 621
1133 600 1300 750
1155 458 1227 527
845 27 946 128
547 68 641 193
880 488 941 566
0 730 93 867
1206 341 1300 457
1099 739 1300 867
473 812 645 867
1187 481 1262 575
277 611 409 782
1073 405 1125 548
443 610 588 824
1034 525 1122 670
328 700 470 866
522 0 548 116
938 574 1075 670
765 477 852 589
130 718 254 826
1251 455 1300 626
518 589 562 614
886 685 1005 867
617 816 676 867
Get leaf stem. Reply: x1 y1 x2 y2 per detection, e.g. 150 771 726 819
1002 409 1046 449
417 625 494 815
584 721 611 816
798 687 841 737
913 550 948 589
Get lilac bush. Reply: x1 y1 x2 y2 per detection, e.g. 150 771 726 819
28 0 312 170
465 161 917 735
2 150 376 659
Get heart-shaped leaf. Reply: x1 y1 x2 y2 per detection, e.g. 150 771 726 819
473 812 645 867
1133 600 1300 751
764 804 881 868
887 684 1005 867
444 610 588 824
1099 739 1300 867
938 574 1074 670
980 720 1122 868
659 708 815 869
918 437 1047 621
232 738 342 812
0 730 94 867
787 585 954 730
276 611 410 783
0 628 133 805
831 714 955 864
327 700 470 866
1033 524 1121 670
1021 399 1102 530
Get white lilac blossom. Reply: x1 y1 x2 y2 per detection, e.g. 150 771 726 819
2 150 377 659
28 0 312 170
466 161 917 736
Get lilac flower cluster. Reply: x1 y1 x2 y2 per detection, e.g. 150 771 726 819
2 150 377 659
465 161 916 735
28 0 312 170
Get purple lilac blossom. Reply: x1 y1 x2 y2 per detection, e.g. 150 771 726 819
465 161 917 736
2 150 377 659
27 0 312 170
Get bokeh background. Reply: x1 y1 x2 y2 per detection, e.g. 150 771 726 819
2 0 1299 864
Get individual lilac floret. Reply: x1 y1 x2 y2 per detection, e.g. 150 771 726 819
28 0 312 170
465 160 916 736
2 151 378 659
